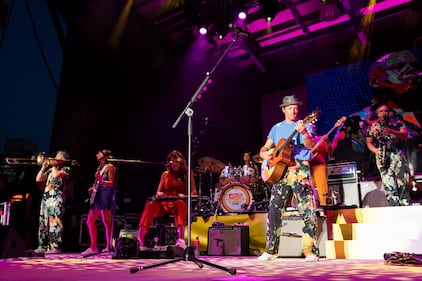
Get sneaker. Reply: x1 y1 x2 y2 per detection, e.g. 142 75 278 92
257 252 276 261
101 248 110 253
175 239 186 249
33 247 46 254
304 254 319 262
81 247 99 256
139 246 149 251
46 248 62 254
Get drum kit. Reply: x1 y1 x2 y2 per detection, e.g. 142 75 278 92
193 155 269 216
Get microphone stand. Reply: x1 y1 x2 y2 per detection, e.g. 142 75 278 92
130 32 242 276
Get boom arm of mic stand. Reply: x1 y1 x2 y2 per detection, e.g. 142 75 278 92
172 35 238 130
172 75 209 129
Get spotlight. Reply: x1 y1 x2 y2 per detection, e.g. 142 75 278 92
259 0 278 23
238 11 247 20
319 0 344 21
199 27 208 35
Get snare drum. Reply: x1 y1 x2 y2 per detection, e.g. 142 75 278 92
219 182 253 213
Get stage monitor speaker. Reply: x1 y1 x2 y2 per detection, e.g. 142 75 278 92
278 216 327 258
0 225 26 258
208 226 249 256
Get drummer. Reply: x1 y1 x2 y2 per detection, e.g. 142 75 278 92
240 152 259 186
218 152 259 187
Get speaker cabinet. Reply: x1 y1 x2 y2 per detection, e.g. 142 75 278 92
0 225 26 258
278 216 327 258
208 226 249 256
0 202 11 226
79 214 126 247
329 180 388 207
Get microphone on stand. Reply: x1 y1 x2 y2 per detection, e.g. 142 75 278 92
228 23 251 37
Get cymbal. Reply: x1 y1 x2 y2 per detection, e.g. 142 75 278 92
198 157 225 173
252 153 263 164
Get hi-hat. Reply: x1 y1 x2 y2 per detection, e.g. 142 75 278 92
198 157 224 173
252 153 263 164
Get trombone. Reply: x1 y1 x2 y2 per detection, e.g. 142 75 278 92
5 152 78 166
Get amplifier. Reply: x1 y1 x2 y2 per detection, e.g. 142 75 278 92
79 214 125 247
278 216 327 258
327 161 357 184
414 173 422 182
208 226 249 256
0 202 11 226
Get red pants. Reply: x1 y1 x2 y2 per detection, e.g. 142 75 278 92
138 200 187 230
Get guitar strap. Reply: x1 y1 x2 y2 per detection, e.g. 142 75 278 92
295 132 300 145
99 165 107 178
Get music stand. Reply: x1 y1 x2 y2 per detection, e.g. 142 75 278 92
130 29 244 276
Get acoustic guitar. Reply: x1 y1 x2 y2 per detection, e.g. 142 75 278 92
261 109 319 183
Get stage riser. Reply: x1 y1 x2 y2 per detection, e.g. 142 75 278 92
326 240 422 259
329 206 422 223
332 223 422 240
191 206 422 259
326 205 422 259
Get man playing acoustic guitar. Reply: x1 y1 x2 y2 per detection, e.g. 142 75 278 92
258 95 320 262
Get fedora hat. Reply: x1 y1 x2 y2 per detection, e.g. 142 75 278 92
279 95 303 108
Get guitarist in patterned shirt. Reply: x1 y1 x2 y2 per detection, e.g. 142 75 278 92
257 95 320 262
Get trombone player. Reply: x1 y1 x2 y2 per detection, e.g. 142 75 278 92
33 150 70 254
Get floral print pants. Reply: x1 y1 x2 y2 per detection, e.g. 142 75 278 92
38 189 64 250
265 160 319 257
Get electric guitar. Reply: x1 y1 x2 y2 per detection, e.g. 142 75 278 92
310 116 346 159
88 163 105 205
261 109 320 183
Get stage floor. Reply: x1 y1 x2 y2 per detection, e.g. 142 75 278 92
2 252 422 281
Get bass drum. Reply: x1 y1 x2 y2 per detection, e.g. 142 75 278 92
219 182 253 213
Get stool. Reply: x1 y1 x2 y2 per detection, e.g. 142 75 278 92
147 215 178 247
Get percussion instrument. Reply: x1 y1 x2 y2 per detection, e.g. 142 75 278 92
219 166 237 186
218 182 253 213
239 165 257 185
197 157 225 173
252 153 263 164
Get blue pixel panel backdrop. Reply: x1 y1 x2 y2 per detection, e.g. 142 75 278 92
306 60 375 137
